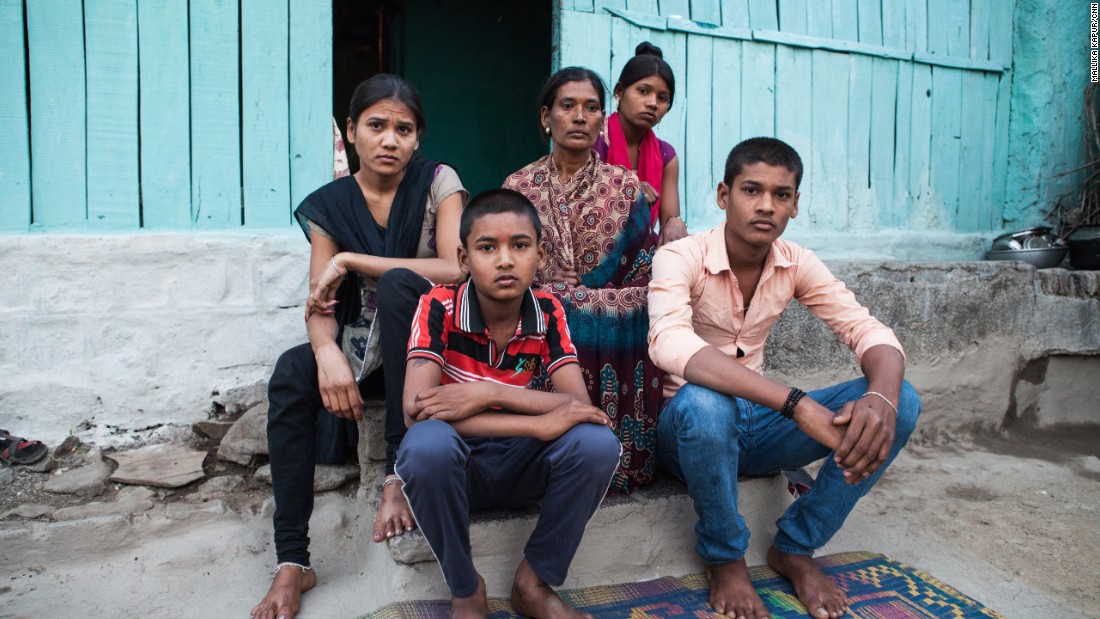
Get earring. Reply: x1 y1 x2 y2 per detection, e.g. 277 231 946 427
545 126 550 135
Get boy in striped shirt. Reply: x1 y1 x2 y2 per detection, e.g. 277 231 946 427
396 189 621 619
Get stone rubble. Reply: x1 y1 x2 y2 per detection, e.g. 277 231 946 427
28 454 58 473
189 474 249 502
387 530 434 564
1 401 367 532
216 402 269 465
254 463 359 492
107 443 207 488
191 419 235 441
51 486 156 522
213 380 269 416
3 503 55 519
43 447 111 498
162 499 233 521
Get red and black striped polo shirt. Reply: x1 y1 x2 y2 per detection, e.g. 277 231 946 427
407 279 578 387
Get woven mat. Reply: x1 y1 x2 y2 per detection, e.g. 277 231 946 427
360 551 1004 618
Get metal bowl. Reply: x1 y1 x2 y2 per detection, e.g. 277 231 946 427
990 227 1058 251
984 246 1069 269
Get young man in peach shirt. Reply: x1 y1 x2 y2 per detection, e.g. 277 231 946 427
648 137 920 619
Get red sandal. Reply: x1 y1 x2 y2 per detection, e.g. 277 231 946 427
0 430 48 466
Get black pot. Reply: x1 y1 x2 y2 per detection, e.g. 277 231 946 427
1068 226 1100 270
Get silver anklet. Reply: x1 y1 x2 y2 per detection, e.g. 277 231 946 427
275 561 313 575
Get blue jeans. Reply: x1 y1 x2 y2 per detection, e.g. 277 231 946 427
656 378 920 564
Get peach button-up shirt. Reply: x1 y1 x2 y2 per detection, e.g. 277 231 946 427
648 225 904 400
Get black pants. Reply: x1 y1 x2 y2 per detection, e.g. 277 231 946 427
266 268 433 565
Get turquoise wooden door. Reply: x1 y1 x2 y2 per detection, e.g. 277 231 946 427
557 0 1014 234
0 0 333 231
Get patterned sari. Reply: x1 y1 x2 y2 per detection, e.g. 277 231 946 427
504 153 661 493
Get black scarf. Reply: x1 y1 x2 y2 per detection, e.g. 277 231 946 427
294 158 438 331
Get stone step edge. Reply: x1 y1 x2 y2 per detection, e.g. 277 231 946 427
384 474 791 566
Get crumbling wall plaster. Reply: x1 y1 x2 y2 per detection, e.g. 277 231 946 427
1 234 1097 446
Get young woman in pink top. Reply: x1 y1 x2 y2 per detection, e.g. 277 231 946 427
594 42 687 246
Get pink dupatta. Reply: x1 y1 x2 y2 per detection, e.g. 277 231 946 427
605 111 665 227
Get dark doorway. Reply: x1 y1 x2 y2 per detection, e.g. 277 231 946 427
333 0 551 195
332 1 393 174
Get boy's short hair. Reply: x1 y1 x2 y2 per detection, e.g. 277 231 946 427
723 137 804 189
459 189 543 247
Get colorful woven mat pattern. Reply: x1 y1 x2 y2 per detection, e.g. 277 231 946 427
360 551 1004 619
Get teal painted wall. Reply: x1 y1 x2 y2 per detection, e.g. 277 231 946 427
556 0 1085 237
0 0 1086 236
1004 0 1088 226
0 0 332 231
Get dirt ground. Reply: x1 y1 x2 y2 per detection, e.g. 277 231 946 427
2 424 1098 619
829 425 1100 619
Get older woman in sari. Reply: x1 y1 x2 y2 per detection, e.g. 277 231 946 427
503 67 660 493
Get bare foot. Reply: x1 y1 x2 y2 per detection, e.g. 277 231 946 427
250 564 317 619
510 558 592 619
451 574 488 619
373 478 416 542
704 560 771 618
767 547 848 619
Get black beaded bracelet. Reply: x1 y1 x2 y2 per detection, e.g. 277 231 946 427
781 388 806 419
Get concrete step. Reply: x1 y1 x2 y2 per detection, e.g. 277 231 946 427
356 400 389 483
382 474 789 601
357 401 792 601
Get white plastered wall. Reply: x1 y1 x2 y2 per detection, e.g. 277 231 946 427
0 232 310 445
2 232 1097 447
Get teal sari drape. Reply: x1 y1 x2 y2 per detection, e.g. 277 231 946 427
504 153 662 493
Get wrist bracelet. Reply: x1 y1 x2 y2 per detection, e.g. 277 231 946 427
382 475 402 488
330 255 346 279
861 391 898 415
664 215 683 226
781 388 806 419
